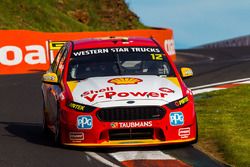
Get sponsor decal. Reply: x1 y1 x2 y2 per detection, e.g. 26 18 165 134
110 122 119 128
170 112 184 126
69 132 84 141
43 75 56 81
151 53 163 60
183 69 193 76
164 39 176 56
81 87 114 97
73 48 109 56
72 47 161 57
82 87 175 102
167 96 189 109
178 127 190 139
0 45 46 66
77 116 93 129
175 96 189 107
68 102 85 111
110 121 153 128
49 41 66 50
108 77 142 85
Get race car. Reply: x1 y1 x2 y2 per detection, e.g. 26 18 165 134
41 37 197 147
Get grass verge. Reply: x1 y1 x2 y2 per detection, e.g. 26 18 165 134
195 84 250 166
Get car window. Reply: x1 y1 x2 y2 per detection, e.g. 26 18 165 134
51 46 66 73
67 46 175 81
56 48 68 81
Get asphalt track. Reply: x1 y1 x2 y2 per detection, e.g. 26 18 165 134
177 47 250 87
1 47 250 167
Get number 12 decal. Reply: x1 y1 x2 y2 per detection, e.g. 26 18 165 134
151 54 163 60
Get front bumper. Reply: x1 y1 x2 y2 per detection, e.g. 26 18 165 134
59 103 197 147
64 138 196 147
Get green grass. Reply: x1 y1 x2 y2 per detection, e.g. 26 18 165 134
195 85 250 167
0 0 145 31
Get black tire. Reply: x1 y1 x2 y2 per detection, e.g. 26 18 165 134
54 107 61 146
42 96 49 134
182 116 198 146
42 112 49 134
190 116 199 144
194 118 199 143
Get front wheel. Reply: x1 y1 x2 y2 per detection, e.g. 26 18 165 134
42 100 49 134
54 108 61 146
190 116 198 144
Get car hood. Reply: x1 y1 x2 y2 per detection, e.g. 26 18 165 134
67 75 184 108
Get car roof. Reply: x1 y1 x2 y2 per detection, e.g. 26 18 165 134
72 37 158 50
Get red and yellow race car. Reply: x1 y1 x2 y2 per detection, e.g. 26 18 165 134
41 37 197 147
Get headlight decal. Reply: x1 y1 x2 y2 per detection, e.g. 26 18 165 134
166 96 189 109
67 101 96 112
68 102 85 111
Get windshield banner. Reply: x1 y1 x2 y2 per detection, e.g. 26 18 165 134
0 29 176 75
72 47 161 57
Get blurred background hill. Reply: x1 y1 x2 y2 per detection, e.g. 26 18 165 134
0 0 145 31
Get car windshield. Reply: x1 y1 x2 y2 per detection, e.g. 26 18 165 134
67 46 175 81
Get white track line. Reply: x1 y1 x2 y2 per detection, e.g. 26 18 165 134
240 80 250 84
85 152 120 167
109 151 175 162
190 78 250 90
177 52 215 61
192 88 226 95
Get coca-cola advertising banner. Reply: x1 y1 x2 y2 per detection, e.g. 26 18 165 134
0 29 175 75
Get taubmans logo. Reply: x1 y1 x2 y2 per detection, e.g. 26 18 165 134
110 122 119 128
110 121 152 128
77 116 92 129
170 112 184 126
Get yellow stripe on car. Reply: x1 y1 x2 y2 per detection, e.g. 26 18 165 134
63 138 196 147
67 81 78 92
168 77 180 88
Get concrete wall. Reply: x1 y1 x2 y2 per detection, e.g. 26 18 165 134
197 35 250 48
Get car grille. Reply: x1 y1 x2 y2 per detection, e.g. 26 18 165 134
109 128 154 140
96 106 165 122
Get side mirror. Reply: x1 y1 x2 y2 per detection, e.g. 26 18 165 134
180 67 193 78
42 73 58 84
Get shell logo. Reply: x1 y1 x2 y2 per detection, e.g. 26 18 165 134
108 77 142 85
